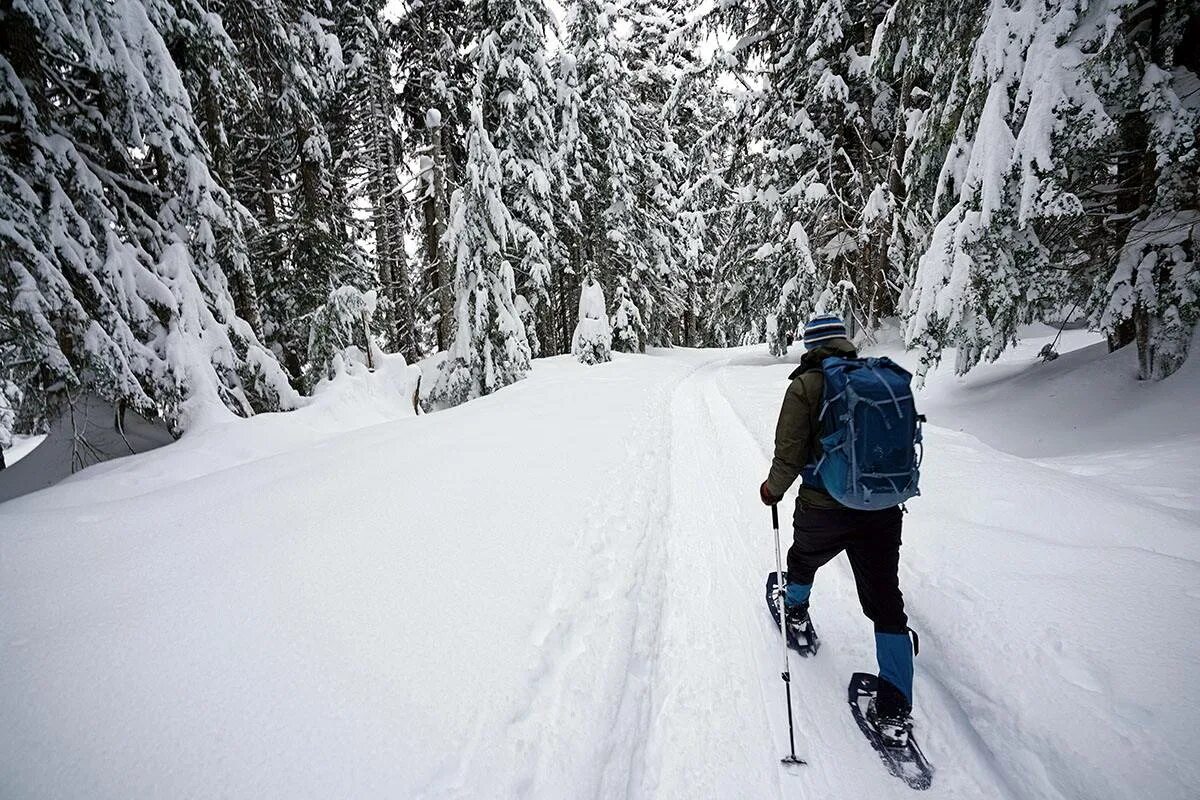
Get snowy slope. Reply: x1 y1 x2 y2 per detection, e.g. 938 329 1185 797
3 434 46 467
2 333 1198 799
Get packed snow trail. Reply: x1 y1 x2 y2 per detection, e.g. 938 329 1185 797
2 336 1198 799
632 355 1014 800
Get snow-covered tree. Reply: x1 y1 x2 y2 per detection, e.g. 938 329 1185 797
483 0 566 341
193 0 373 383
427 127 532 406
709 0 898 355
893 0 1198 380
572 276 612 364
1098 2 1199 380
395 0 473 352
515 294 541 358
555 0 704 349
610 279 646 353
332 0 421 361
559 3 640 318
427 9 545 407
0 0 298 444
307 287 382 384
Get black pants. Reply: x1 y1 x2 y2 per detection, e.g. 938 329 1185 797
787 503 908 634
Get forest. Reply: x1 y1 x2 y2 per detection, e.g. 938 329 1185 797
1 0 1197 441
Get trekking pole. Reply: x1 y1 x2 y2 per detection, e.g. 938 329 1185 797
771 502 805 766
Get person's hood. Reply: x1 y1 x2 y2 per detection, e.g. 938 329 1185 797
788 337 857 379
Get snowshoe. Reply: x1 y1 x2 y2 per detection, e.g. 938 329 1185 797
848 673 933 790
765 571 820 656
867 698 912 748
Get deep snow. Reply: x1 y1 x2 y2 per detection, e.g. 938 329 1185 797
4 434 46 467
1 329 1197 799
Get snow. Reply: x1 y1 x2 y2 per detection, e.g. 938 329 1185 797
3 434 46 467
2 330 1198 799
571 277 612 364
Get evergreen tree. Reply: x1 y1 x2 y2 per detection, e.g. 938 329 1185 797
623 0 697 346
1098 1 1199 379
429 0 555 406
610 279 646 353
710 0 898 356
332 0 421 362
202 0 369 386
395 0 473 352
892 0 1196 379
559 2 641 329
0 0 298 445
483 0 566 351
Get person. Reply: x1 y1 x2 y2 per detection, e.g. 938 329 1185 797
759 313 915 747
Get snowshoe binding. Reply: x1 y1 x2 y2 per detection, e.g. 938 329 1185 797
867 698 912 749
765 572 820 656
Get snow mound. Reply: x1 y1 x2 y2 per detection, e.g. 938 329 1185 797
0 354 420 511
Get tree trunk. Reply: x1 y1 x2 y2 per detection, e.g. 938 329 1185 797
367 53 398 353
1117 0 1166 376
425 115 453 352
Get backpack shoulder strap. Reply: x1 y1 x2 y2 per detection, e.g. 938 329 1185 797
787 364 817 380
788 352 855 380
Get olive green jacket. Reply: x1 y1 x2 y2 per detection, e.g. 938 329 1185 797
766 338 858 508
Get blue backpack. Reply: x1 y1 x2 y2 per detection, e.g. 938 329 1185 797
801 357 923 510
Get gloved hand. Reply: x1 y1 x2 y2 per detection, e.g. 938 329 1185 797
759 480 779 506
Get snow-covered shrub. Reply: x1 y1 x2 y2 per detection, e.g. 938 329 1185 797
308 287 383 387
610 281 646 353
572 277 613 365
765 314 784 357
515 295 542 358
815 280 858 339
1103 211 1200 380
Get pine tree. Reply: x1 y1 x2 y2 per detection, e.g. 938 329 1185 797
395 0 473 353
428 108 532 405
201 0 369 386
623 0 697 346
428 0 556 406
560 1 639 321
331 0 421 362
709 0 899 356
1098 1 1199 379
0 0 298 445
482 0 565 352
610 279 646 353
892 0 1182 378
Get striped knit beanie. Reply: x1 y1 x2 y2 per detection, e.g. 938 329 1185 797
803 314 847 349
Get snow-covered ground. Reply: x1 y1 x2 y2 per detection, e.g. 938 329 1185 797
4 434 47 467
2 329 1197 799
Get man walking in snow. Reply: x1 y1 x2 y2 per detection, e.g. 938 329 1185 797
759 314 916 746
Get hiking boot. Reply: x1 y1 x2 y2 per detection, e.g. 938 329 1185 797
785 603 813 643
867 677 912 748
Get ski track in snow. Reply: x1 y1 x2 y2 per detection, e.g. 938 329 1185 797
3 344 1198 799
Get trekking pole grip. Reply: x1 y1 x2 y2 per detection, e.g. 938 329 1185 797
771 502 779 530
